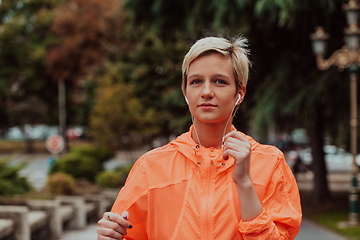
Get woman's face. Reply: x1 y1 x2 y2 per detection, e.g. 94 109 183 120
184 53 245 125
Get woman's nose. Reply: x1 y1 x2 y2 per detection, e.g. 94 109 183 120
201 82 214 98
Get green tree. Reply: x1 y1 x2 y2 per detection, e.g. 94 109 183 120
115 30 190 135
8 95 48 152
46 0 122 150
241 0 349 204
88 61 160 151
0 0 63 129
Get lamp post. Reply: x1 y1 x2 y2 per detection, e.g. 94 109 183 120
310 0 360 227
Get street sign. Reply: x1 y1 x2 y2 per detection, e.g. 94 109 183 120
46 135 65 154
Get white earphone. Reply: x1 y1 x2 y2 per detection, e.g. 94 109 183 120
235 94 241 105
185 96 189 105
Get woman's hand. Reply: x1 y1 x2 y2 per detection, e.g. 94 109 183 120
222 131 252 185
223 131 263 221
97 211 132 240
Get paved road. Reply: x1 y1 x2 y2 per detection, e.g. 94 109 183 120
295 218 349 240
5 153 51 191
61 223 98 240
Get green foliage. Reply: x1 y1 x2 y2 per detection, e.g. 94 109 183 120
95 164 133 188
88 61 161 149
117 0 348 143
46 172 75 195
0 0 122 129
95 171 121 188
49 153 101 182
47 0 121 81
49 144 113 182
8 95 48 126
0 0 63 127
0 158 32 196
111 28 192 136
71 145 114 164
116 164 133 182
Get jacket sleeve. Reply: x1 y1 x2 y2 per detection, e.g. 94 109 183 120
238 154 302 240
111 158 149 240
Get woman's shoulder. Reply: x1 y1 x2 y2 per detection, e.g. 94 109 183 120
141 143 179 159
127 142 191 188
132 143 181 168
241 132 284 159
252 142 284 158
245 136 291 187
242 133 286 172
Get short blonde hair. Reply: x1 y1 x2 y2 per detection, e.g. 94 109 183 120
182 36 251 91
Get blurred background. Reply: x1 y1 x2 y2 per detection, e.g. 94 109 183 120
0 0 360 239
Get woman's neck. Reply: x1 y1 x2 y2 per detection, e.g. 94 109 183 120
192 119 233 149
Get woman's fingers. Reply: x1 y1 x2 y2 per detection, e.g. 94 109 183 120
223 131 251 161
104 212 132 229
223 131 249 144
97 221 124 239
97 212 132 240
121 211 129 220
98 218 127 235
222 131 252 183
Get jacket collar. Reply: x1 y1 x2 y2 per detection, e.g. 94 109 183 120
170 125 259 168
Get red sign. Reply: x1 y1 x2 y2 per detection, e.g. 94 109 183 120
46 135 65 154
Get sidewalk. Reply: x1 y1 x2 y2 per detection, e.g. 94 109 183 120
60 223 98 240
295 218 349 240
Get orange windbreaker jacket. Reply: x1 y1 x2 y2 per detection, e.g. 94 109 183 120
111 126 302 240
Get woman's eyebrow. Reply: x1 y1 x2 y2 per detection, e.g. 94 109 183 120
188 74 202 79
188 74 230 79
212 74 230 79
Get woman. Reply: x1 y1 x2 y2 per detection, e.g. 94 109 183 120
97 36 302 240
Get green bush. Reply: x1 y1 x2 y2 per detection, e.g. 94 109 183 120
46 172 75 195
0 159 32 196
49 152 101 182
95 171 121 188
71 146 114 164
96 164 133 188
116 164 133 183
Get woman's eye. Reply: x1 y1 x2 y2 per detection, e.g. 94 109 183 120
190 79 202 85
215 79 227 85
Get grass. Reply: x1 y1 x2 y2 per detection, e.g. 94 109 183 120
301 190 360 240
309 210 360 240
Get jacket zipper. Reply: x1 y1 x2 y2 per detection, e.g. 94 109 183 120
203 157 213 240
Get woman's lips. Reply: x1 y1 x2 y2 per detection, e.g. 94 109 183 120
198 103 217 110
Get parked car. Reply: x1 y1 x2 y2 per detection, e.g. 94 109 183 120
5 125 85 140
299 145 360 172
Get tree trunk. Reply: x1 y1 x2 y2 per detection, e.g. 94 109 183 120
307 103 331 204
21 125 34 153
58 79 67 154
